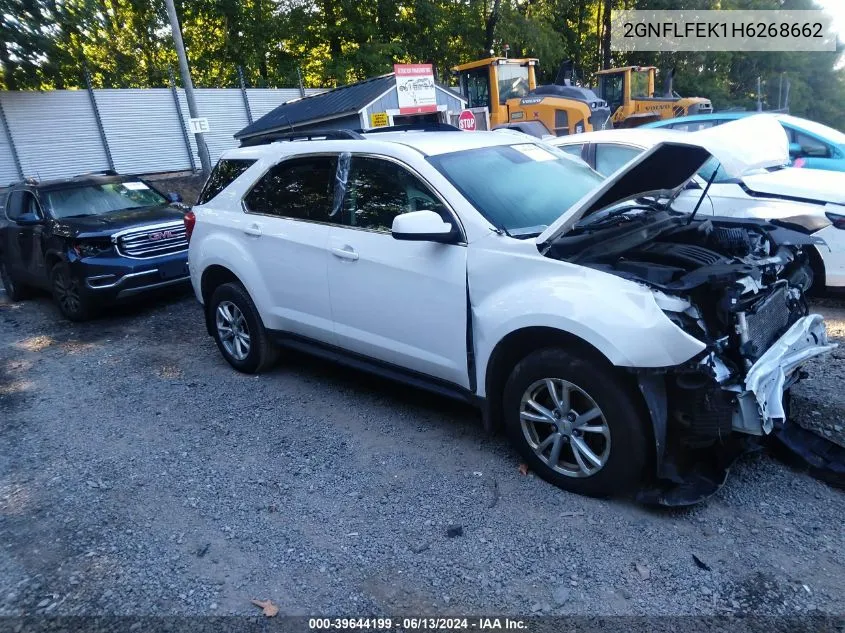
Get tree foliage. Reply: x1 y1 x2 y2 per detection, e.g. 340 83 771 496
1 0 843 128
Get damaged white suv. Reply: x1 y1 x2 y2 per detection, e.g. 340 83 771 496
187 117 836 505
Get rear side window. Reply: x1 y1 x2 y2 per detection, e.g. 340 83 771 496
197 158 257 205
244 156 337 222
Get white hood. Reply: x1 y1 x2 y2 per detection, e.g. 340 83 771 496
537 114 790 246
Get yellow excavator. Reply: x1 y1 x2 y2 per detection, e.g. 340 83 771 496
594 66 713 128
451 57 613 136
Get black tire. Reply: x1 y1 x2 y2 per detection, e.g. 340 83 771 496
502 347 649 498
1 261 28 302
50 262 94 321
208 282 278 374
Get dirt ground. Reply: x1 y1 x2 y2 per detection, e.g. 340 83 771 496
0 289 843 619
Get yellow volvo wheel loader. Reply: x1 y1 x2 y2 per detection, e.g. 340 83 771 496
451 57 613 136
594 66 712 128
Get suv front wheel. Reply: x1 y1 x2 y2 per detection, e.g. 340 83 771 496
503 347 648 498
209 282 279 373
50 262 93 321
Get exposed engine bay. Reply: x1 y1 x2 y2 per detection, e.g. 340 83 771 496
548 211 838 505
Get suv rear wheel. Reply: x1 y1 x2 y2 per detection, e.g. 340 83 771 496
209 282 278 373
1 261 28 302
503 347 648 498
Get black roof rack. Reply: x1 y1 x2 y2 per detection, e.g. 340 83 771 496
361 122 461 134
73 169 118 178
240 123 462 147
240 129 364 147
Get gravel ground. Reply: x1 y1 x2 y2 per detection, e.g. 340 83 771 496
0 288 844 619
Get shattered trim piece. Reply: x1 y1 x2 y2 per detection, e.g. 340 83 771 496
744 314 838 426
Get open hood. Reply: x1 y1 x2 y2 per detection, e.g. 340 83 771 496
537 114 790 246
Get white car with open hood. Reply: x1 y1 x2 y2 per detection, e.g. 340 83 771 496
549 116 845 291
186 119 836 506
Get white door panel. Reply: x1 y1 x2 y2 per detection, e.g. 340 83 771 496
239 154 339 344
327 229 469 387
672 189 714 215
248 217 335 343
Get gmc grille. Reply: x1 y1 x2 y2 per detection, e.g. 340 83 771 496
116 223 188 259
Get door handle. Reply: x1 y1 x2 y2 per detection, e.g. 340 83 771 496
243 223 262 237
331 245 359 261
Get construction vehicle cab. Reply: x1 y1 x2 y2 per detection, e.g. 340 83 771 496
452 57 612 136
596 66 712 128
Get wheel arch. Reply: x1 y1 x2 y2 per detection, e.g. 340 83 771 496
807 243 826 295
483 326 645 429
200 265 247 336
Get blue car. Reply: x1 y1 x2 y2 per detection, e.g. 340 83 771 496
642 112 845 172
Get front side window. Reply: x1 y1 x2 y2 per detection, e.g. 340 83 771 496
429 143 604 236
793 131 831 158
6 191 25 221
244 156 337 222
198 158 257 205
340 157 448 232
43 181 166 219
594 144 642 176
600 74 624 113
497 64 530 104
557 143 585 159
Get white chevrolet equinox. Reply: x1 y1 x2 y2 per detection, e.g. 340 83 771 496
186 119 835 505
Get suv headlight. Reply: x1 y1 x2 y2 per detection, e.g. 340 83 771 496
73 239 112 258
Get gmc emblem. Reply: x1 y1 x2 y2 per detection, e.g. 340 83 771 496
149 230 175 241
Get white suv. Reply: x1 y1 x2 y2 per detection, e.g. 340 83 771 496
186 120 835 505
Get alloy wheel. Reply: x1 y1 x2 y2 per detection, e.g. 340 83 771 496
216 300 251 361
519 378 611 478
53 268 82 316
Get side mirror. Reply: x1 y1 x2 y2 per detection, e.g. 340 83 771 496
392 210 458 244
788 142 803 158
166 191 183 203
16 212 43 226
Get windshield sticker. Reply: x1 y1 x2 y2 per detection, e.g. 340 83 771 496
123 181 150 191
512 144 557 162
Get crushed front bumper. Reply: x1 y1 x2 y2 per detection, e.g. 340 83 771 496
638 314 838 507
739 314 837 434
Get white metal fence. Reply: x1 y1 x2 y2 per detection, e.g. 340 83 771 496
0 87 324 184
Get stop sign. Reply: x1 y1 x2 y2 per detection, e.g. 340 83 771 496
458 110 476 131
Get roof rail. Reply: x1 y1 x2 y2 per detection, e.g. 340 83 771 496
361 122 461 134
73 169 118 178
240 129 364 147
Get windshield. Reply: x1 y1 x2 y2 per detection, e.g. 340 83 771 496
44 181 166 218
429 143 604 235
497 64 531 104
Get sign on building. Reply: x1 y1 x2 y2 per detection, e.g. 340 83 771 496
370 112 389 127
188 117 210 134
393 64 437 115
